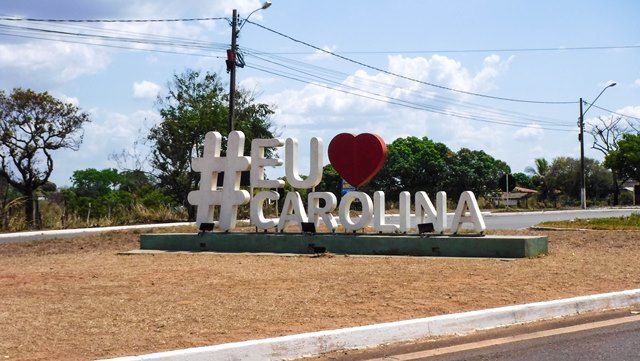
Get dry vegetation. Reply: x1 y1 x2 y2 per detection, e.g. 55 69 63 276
539 213 640 230
1 228 639 360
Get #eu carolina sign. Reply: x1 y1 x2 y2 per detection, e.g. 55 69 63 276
188 131 485 234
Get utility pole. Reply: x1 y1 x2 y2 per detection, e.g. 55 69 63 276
225 3 271 133
227 9 238 132
577 83 616 209
579 98 586 209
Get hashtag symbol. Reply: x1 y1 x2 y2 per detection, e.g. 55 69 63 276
187 131 251 231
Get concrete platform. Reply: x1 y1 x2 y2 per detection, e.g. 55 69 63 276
140 232 548 258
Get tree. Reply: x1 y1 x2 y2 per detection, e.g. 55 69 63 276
512 172 535 189
525 158 551 201
589 115 630 205
0 88 90 228
605 133 640 186
365 136 451 201
318 137 509 205
316 165 342 195
445 148 510 199
547 157 612 204
71 168 123 198
148 69 276 218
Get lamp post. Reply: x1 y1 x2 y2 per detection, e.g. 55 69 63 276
578 82 616 209
227 1 272 132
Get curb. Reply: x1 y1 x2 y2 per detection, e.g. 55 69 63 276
485 208 640 217
0 222 194 244
103 288 640 361
529 226 591 231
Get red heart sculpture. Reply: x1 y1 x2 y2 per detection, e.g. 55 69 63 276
328 133 387 188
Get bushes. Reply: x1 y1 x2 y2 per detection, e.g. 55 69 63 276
0 168 188 232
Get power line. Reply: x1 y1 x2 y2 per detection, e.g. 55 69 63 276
246 64 573 132
0 23 229 51
0 15 582 128
0 20 572 129
0 16 228 23
28 18 221 46
244 20 578 105
0 32 225 59
242 48 573 126
584 102 640 122
252 44 640 55
243 51 573 128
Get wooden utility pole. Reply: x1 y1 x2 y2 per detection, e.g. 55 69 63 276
227 9 238 132
579 98 586 209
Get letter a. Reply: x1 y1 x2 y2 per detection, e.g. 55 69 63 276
451 191 486 233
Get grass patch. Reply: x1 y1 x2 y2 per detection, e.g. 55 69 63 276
538 213 640 230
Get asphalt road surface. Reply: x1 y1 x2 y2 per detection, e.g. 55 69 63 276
387 208 640 230
396 317 640 361
316 310 640 361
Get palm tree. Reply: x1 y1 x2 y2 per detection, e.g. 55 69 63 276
525 158 550 201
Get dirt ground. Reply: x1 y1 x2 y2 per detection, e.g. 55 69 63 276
1 228 639 360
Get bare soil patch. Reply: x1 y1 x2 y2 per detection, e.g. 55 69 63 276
1 229 639 360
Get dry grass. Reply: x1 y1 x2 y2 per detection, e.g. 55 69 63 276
539 213 640 230
1 229 639 360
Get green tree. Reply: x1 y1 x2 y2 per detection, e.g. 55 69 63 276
0 88 90 228
512 172 535 189
316 165 342 196
148 70 276 218
367 136 451 201
445 148 510 199
525 158 551 200
71 168 123 198
119 169 154 194
589 115 630 205
605 133 640 185
547 157 612 204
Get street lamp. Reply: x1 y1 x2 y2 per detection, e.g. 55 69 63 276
227 2 272 133
240 1 272 31
578 82 617 209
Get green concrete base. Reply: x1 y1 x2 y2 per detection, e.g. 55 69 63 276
140 233 548 258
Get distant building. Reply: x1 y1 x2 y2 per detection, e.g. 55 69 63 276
621 179 639 205
494 186 538 208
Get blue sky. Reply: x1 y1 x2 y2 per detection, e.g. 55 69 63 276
1 0 639 186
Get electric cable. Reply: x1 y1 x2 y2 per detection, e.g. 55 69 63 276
244 20 578 105
583 102 640 122
246 63 573 132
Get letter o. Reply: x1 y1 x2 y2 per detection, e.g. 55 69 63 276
339 191 373 232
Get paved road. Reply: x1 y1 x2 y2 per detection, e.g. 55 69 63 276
317 311 640 361
421 319 640 361
0 222 193 245
386 208 640 230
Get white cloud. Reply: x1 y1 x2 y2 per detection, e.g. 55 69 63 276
0 41 110 85
513 123 544 140
0 0 238 88
50 92 80 107
239 76 276 91
264 54 511 128
133 80 162 100
616 105 640 118
50 108 161 185
633 79 640 88
257 54 513 178
306 45 337 61
473 54 514 92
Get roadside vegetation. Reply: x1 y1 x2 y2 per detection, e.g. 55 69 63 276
538 213 640 230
